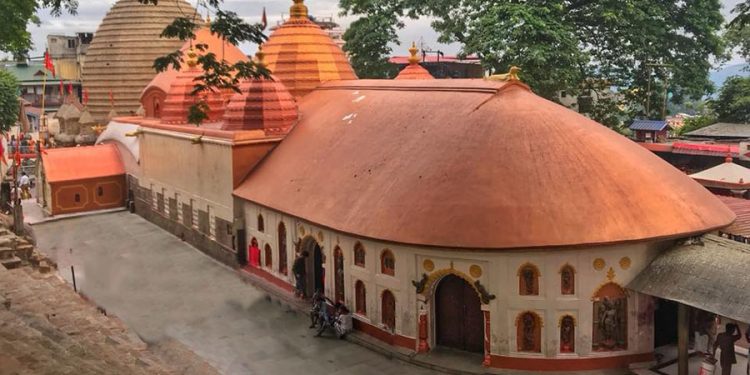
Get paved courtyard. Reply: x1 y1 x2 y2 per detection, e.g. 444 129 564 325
33 211 433 375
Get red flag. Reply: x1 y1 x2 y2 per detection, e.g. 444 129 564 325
261 7 268 30
83 89 89 105
67 82 73 95
109 90 114 107
0 140 6 166
59 80 64 97
43 51 56 78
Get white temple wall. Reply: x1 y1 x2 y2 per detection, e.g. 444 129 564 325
242 201 668 360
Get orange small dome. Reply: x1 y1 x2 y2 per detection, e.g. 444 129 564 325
395 42 434 80
160 49 225 124
223 50 299 134
262 0 357 97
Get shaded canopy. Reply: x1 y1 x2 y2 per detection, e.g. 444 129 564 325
628 235 750 323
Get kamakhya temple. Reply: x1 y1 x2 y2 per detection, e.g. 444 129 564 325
38 0 740 372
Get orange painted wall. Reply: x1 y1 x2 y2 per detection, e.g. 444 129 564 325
50 175 126 216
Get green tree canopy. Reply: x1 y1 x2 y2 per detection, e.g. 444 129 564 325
0 0 77 57
340 0 726 129
711 76 750 123
0 70 19 132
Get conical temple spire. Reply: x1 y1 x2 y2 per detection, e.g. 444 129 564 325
290 0 308 19
408 42 420 65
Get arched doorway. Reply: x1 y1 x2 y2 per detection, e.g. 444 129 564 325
301 236 324 298
435 274 484 353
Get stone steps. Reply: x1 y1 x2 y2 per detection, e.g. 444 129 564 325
1 256 22 269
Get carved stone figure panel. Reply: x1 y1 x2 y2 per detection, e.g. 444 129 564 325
592 283 628 351
560 315 575 353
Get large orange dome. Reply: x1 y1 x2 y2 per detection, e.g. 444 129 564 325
160 49 225 124
235 79 735 249
261 0 357 97
83 0 198 122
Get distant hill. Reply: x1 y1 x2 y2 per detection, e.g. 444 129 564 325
711 63 749 89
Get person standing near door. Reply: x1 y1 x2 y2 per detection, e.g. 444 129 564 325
292 251 309 298
714 323 741 375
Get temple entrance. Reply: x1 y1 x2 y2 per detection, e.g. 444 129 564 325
301 236 324 298
435 274 484 353
654 299 679 348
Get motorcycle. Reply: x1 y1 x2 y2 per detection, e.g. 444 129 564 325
309 292 352 339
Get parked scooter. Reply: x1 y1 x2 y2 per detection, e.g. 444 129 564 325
309 292 352 339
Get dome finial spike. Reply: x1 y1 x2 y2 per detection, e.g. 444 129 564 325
185 47 198 69
290 0 308 19
408 42 420 65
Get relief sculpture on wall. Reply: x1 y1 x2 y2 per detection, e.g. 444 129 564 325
592 282 628 351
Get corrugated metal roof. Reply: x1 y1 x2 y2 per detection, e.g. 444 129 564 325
717 196 750 238
685 123 750 139
629 120 670 131
628 235 750 322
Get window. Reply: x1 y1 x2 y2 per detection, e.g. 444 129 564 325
67 39 76 49
354 242 366 267
518 263 540 296
97 186 103 196
516 311 542 353
560 315 575 353
381 249 395 276
182 203 193 227
264 244 273 269
156 192 164 213
257 214 264 232
74 193 80 202
381 290 396 330
278 222 287 275
560 265 575 295
355 280 366 315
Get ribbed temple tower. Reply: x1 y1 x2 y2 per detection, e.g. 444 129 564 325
261 0 357 98
82 0 198 122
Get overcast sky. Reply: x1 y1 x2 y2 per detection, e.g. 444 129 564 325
24 0 746 65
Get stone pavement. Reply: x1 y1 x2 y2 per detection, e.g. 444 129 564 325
32 211 435 375
0 264 217 375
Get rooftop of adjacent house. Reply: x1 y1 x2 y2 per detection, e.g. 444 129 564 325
716 196 750 238
234 78 734 250
690 157 750 189
2 63 50 84
41 144 125 183
685 122 750 139
629 119 670 132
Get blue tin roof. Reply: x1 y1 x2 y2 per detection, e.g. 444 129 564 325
629 120 670 131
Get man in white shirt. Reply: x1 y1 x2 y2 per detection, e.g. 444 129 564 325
18 172 30 200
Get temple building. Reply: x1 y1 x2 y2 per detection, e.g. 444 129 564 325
690 156 750 198
43 0 737 372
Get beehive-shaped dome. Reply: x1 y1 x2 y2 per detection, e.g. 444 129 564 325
261 0 357 98
160 49 225 124
83 0 198 122
395 42 435 80
223 50 298 134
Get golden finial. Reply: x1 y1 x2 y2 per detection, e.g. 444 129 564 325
91 124 107 135
255 46 266 68
185 47 198 68
487 66 521 82
408 42 420 65
290 0 308 19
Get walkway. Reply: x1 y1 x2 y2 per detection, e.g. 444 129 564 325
32 211 433 375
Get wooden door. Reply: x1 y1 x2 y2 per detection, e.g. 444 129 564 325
436 274 484 353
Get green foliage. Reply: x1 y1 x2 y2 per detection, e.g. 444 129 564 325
0 0 77 55
729 0 750 30
678 114 717 135
711 76 750 123
726 21 750 63
343 15 399 78
0 70 19 133
339 0 726 129
187 100 209 127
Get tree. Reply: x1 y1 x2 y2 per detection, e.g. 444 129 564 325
711 76 750 123
0 70 19 132
678 114 717 135
0 0 77 56
343 14 399 78
727 0 750 63
339 0 726 129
